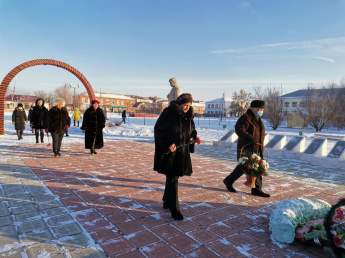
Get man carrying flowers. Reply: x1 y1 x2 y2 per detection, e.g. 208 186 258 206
223 100 270 197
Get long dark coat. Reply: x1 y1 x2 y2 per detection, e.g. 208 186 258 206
154 101 197 177
46 106 71 134
81 106 105 149
235 108 265 160
31 99 48 129
12 108 27 131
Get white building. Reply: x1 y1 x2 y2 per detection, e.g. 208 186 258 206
205 97 232 117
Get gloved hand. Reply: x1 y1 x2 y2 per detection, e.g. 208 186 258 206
45 129 49 133
66 125 69 131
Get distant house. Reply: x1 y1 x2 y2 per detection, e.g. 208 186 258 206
5 94 40 110
205 97 232 117
279 88 345 115
77 92 136 113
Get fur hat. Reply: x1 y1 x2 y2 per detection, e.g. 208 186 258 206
17 103 23 107
250 100 265 109
52 98 65 107
91 99 100 105
176 93 193 105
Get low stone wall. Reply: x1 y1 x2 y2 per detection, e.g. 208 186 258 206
213 132 345 169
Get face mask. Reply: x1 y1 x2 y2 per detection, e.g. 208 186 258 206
256 110 263 117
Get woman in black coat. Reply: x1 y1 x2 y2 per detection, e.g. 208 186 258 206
46 98 71 157
154 93 197 220
81 99 105 154
31 98 49 143
12 103 27 140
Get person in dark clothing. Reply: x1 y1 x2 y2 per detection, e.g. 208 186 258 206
31 98 49 143
28 105 34 133
46 98 71 157
154 93 197 220
223 100 270 198
81 99 106 154
122 110 126 124
12 103 27 140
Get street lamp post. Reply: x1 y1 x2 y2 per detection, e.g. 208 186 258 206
69 83 80 110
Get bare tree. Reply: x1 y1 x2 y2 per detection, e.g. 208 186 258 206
254 85 285 130
302 84 341 131
330 85 345 130
230 89 252 115
53 83 73 105
34 90 48 100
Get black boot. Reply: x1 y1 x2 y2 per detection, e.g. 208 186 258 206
20 131 23 139
35 133 39 143
223 179 237 193
171 211 184 221
17 130 21 140
40 132 44 143
223 166 243 193
251 188 270 198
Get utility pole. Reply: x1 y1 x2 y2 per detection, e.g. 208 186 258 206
69 83 80 110
11 77 17 105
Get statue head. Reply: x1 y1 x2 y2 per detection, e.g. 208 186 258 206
169 78 178 87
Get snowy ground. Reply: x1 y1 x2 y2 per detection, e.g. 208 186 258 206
3 111 344 153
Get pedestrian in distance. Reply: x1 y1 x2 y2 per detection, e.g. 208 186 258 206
46 98 70 157
81 99 105 155
122 110 126 124
72 108 82 127
12 103 27 140
28 105 34 133
167 78 182 105
223 99 270 197
154 93 197 221
31 98 49 143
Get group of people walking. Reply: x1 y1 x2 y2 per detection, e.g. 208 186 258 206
12 78 269 221
12 98 105 157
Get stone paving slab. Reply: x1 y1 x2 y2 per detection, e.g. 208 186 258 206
0 145 103 257
1 141 344 257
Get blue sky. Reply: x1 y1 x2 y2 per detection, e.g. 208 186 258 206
1 0 345 101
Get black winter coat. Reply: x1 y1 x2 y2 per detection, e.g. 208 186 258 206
235 109 265 160
81 106 105 149
154 101 197 177
12 108 27 130
46 106 71 134
31 99 48 129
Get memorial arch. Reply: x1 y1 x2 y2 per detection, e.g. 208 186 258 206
0 59 96 135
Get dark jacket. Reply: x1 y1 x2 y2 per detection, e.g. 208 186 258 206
12 107 27 130
81 106 105 149
122 110 126 118
47 106 71 134
154 101 197 177
28 108 33 122
32 99 48 129
235 109 265 160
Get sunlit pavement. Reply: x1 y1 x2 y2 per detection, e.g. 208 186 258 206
0 141 344 257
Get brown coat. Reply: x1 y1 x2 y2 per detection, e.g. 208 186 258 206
235 109 265 160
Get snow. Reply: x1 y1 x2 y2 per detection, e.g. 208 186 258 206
3 112 344 153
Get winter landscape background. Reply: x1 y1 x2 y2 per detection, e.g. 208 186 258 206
3 111 345 154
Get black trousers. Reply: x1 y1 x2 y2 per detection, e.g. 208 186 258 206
51 132 64 154
224 166 262 191
163 176 179 212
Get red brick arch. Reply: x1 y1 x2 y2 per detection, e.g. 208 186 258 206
0 59 96 135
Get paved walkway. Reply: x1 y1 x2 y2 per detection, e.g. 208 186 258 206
0 141 344 257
